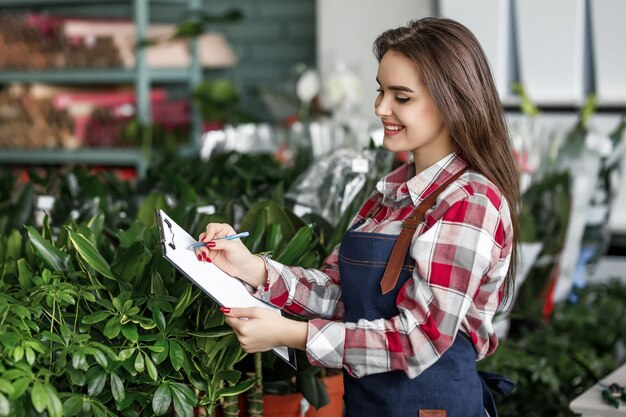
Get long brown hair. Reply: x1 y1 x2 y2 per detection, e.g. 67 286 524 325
373 17 520 308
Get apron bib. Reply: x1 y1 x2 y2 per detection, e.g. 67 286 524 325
338 223 489 417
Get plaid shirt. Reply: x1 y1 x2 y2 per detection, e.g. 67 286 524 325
255 152 513 378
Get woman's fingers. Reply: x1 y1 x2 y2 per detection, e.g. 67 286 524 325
203 223 235 242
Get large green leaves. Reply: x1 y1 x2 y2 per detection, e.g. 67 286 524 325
25 226 69 271
66 228 114 279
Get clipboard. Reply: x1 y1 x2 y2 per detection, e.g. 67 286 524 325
155 209 297 369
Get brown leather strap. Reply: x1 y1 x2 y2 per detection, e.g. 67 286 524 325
380 169 468 295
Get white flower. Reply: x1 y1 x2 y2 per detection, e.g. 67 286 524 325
321 64 363 112
296 69 321 103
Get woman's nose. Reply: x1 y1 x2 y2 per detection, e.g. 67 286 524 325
375 95 391 117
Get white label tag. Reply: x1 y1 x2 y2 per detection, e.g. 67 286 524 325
351 158 369 173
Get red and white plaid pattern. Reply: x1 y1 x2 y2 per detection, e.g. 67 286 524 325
255 152 513 378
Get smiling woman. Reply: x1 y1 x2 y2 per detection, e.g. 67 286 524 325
374 50 455 172
196 17 520 417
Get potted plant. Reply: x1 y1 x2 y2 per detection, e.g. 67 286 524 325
0 191 259 417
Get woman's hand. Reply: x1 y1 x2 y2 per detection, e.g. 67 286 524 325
196 223 266 288
221 307 307 352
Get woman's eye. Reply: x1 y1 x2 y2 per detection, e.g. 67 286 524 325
395 97 410 103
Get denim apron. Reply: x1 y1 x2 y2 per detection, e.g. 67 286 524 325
338 220 507 417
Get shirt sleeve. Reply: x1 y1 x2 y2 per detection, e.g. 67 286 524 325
306 193 508 378
252 246 345 320
250 195 382 319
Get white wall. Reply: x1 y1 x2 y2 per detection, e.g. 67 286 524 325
316 0 434 124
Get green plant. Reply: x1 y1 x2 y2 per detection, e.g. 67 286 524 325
479 279 626 417
209 199 333 417
512 170 571 325
0 200 255 417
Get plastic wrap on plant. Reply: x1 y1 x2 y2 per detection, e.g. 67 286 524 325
200 123 281 160
285 147 393 226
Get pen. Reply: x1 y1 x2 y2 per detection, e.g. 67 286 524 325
187 231 250 250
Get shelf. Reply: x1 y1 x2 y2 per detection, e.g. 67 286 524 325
0 0 185 6
0 148 149 177
0 68 193 84
501 95 626 112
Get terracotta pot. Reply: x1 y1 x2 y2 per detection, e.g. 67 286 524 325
214 374 344 417
214 391 306 417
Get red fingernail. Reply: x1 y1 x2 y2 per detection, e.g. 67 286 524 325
202 252 208 261
201 236 208 242
220 307 231 313
205 241 216 248
197 254 202 261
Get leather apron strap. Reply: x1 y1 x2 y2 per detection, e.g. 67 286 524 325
380 169 468 295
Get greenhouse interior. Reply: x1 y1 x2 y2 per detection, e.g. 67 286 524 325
0 1 625 416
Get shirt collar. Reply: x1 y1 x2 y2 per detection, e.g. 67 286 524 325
376 151 469 206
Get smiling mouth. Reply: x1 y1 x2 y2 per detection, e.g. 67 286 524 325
383 124 404 135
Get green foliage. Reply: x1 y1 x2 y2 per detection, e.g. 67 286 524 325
193 78 258 125
480 279 626 417
0 149 345 416
514 171 571 321
0 211 257 416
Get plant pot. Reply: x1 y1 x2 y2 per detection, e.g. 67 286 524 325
213 374 344 417
307 373 344 417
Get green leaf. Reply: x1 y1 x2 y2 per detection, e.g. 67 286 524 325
110 373 125 403
26 226 69 272
0 392 10 417
153 309 167 333
84 347 108 368
171 284 200 320
11 377 30 398
170 383 195 417
82 311 112 325
152 383 171 416
111 242 150 284
31 382 48 413
0 379 14 397
138 193 168 226
8 183 35 233
297 370 329 409
87 369 106 397
4 229 22 262
118 348 136 361
144 352 158 381
42 384 63 417
275 224 314 265
215 377 257 397
134 350 145 373
103 316 122 339
71 351 88 370
62 395 83 417
12 346 24 362
121 324 139 343
16 258 33 289
152 340 169 364
67 228 115 279
169 340 185 370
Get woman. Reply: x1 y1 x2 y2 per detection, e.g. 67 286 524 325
196 17 519 417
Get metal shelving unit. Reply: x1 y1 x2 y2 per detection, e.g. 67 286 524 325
0 148 150 177
0 0 203 178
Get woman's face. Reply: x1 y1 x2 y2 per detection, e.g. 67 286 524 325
375 50 454 166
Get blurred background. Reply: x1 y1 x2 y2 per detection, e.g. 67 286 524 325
0 1 625 417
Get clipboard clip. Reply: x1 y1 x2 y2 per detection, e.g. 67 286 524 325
164 219 176 250
156 210 176 250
